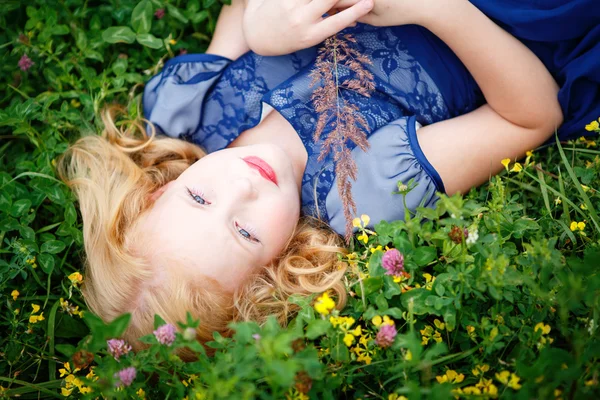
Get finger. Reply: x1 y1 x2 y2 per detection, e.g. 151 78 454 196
306 0 361 17
332 0 364 9
315 0 373 36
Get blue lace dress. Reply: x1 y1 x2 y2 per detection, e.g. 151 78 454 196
143 2 599 236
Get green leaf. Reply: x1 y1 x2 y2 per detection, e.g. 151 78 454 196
55 344 77 358
412 246 437 267
190 10 209 24
108 313 132 337
136 33 163 49
367 251 385 277
86 50 104 62
51 25 69 35
386 307 403 319
64 203 77 225
0 217 20 231
40 240 65 254
154 314 167 330
330 342 349 362
10 199 31 217
131 0 153 34
55 315 90 338
166 4 190 24
305 319 330 340
102 26 136 44
112 57 128 76
356 277 383 297
38 253 55 274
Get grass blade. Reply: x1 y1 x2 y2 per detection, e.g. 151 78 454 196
536 165 553 218
47 300 61 383
555 134 600 234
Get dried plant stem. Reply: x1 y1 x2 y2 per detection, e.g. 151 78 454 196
310 34 375 242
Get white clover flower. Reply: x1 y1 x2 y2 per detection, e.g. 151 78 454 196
466 227 479 245
589 319 595 336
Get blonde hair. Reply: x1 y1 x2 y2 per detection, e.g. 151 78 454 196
57 107 347 360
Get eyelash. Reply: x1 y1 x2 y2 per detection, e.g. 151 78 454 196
185 186 260 244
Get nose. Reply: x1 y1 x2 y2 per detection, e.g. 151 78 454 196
230 176 258 202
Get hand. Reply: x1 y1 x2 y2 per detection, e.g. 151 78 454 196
243 0 375 56
333 0 435 27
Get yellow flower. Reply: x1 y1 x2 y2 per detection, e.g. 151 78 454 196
79 386 93 394
314 292 335 316
581 204 588 210
86 369 96 380
585 120 599 131
581 184 590 192
370 245 383 254
501 158 511 171
475 378 499 397
372 315 394 327
434 319 445 331
554 197 562 205
472 364 490 377
534 322 551 335
169 39 177 45
489 327 499 341
357 352 372 365
343 333 355 347
360 214 370 226
526 150 534 157
357 233 369 244
404 350 412 361
61 387 73 396
351 325 362 336
31 304 40 314
495 371 522 390
11 290 19 301
68 272 83 285
436 369 465 384
510 162 523 173
29 313 45 324
352 218 362 228
570 221 586 231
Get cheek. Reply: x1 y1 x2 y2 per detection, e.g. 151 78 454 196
261 197 299 235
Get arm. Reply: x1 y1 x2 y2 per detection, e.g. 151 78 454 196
352 0 563 194
416 0 562 132
206 0 251 60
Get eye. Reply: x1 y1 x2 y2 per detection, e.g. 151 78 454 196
186 187 211 205
235 222 260 244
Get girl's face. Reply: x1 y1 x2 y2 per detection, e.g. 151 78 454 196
139 144 301 292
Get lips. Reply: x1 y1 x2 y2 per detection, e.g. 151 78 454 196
242 156 278 186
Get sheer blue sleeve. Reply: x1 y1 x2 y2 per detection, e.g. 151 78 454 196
325 116 443 234
143 54 232 149
142 51 317 153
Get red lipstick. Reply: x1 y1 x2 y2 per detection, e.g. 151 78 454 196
242 156 278 186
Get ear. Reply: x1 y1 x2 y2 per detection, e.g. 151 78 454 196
149 181 174 203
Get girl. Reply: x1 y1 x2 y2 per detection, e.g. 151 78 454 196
58 0 598 358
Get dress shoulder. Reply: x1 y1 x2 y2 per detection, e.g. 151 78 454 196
143 54 232 146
